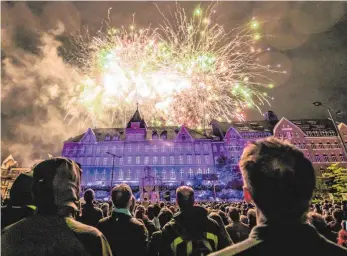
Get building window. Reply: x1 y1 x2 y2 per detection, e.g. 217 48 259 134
213 145 217 152
161 146 166 153
220 146 224 152
187 155 192 164
73 147 77 155
331 154 337 162
335 142 340 148
103 158 108 166
119 157 124 165
195 144 200 152
235 144 240 151
154 169 158 178
153 145 158 152
136 169 140 179
306 153 311 160
126 169 131 180
302 143 306 149
230 156 235 164
96 146 100 154
87 158 92 165
188 145 192 152
161 156 166 165
327 142 332 149
206 168 211 175
96 157 100 166
196 156 201 165
153 157 158 165
136 156 140 164
102 169 106 180
315 155 320 162
323 154 329 162
144 156 149 165
128 145 132 152
127 157 132 164
170 156 175 165
136 145 140 152
112 146 116 154
339 154 344 161
94 169 98 181
329 131 335 136
319 143 324 149
204 155 210 164
203 144 209 152
189 168 194 178
170 169 176 180
145 145 149 152
81 146 86 155
162 170 166 179
197 168 203 176
104 146 108 154
118 169 124 180
311 143 316 149
178 155 184 164
180 168 184 178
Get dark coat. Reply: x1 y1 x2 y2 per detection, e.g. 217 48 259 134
1 215 112 256
225 221 250 243
1 205 35 230
79 203 103 227
210 223 347 256
159 206 232 256
148 230 163 256
97 211 148 256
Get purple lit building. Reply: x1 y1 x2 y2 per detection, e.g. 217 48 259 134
62 109 347 200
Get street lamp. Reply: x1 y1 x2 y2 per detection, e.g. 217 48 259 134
106 152 122 190
312 101 347 157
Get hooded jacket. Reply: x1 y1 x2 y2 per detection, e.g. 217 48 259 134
2 158 112 256
159 206 232 256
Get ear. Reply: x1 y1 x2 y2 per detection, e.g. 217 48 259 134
243 186 252 203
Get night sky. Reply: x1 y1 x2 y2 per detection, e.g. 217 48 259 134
2 1 347 165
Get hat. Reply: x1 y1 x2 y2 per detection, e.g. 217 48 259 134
32 157 81 213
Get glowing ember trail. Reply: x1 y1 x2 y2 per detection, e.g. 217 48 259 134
67 3 285 128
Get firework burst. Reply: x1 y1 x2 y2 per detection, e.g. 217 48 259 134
67 3 284 129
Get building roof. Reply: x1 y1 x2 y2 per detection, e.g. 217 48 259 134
288 119 338 136
65 126 211 143
126 107 146 128
211 120 273 139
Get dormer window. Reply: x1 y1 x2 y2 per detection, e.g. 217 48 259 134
105 135 111 141
152 131 158 140
161 131 167 140
112 136 119 141
182 134 186 141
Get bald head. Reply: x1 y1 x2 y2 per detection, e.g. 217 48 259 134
176 186 194 210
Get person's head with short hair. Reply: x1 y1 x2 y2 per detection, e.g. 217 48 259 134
209 212 226 228
84 189 95 205
101 203 109 217
240 215 249 225
111 184 133 209
176 186 194 211
160 202 165 208
228 207 240 222
153 203 161 217
147 205 155 220
333 209 343 222
218 210 229 226
240 137 316 221
307 212 327 232
158 208 173 228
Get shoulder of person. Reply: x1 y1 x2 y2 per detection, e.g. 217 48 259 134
209 238 262 256
66 217 103 238
2 216 30 235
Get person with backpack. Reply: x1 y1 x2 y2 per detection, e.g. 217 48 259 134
159 186 232 256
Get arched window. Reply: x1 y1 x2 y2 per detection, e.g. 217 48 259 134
179 155 184 164
323 154 329 162
95 157 100 166
189 168 194 178
136 169 140 179
196 156 201 164
180 168 184 178
197 168 203 176
96 146 101 154
103 157 108 166
153 156 158 164
153 145 158 152
102 169 106 180
315 155 320 162
204 155 210 164
162 169 166 179
73 147 77 155
136 156 141 164
187 155 192 164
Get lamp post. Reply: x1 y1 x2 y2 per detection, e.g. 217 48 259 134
312 102 347 157
106 152 122 191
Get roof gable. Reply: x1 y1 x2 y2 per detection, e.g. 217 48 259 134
273 117 306 136
224 127 242 141
175 126 194 142
79 128 97 144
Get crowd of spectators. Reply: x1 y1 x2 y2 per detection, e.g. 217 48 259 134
1 137 347 255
